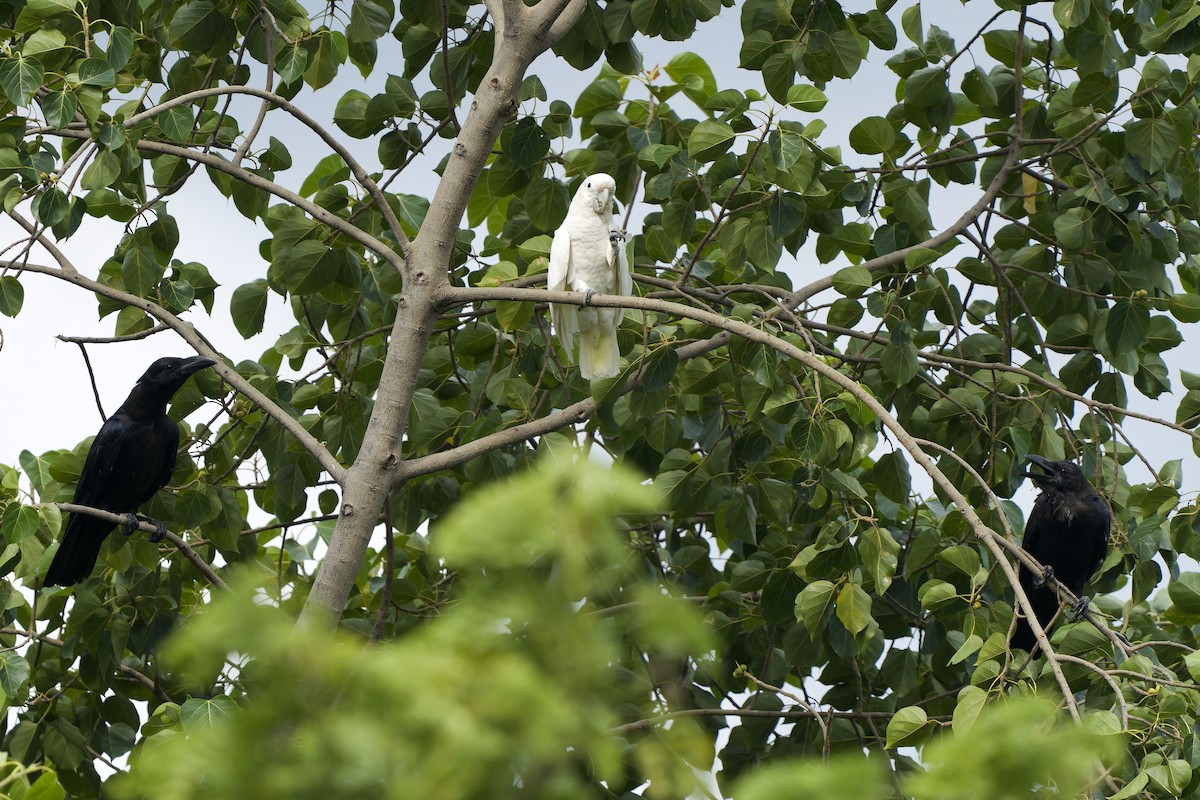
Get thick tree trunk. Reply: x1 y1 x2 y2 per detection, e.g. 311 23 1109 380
297 287 437 628
298 0 588 628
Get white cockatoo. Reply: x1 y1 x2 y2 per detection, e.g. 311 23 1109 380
547 173 631 379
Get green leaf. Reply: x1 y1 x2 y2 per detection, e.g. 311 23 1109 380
170 0 237 53
274 240 341 294
0 55 43 107
495 300 532 331
716 493 757 547
794 579 836 634
158 278 194 311
39 89 77 128
1074 72 1117 110
1105 298 1149 356
785 84 827 111
952 686 988 734
1169 572 1200 614
19 29 61 60
918 579 959 610
24 772 64 800
366 74 418 124
347 0 393 42
961 66 998 108
304 30 349 89
744 217 781 271
948 633 982 665
1125 117 1181 173
1184 650 1200 683
1109 772 1149 800
122 245 161 296
25 0 74 16
882 339 919 385
31 188 69 227
81 150 121 190
1 503 39 542
873 452 910 502
509 117 550 170
686 119 735 162
77 57 115 87
831 265 872 297
849 117 895 155
886 705 931 748
1148 760 1193 795
0 276 23 317
158 105 194 142
276 42 309 85
825 468 867 500
768 124 806 171
904 67 948 107
523 178 568 231
1169 293 1200 323
858 525 899 594
107 26 134 70
665 51 716 105
639 347 679 391
901 3 922 44
180 696 237 730
835 582 872 635
937 545 981 577
333 89 374 138
1053 207 1089 250
0 652 30 697
904 248 940 271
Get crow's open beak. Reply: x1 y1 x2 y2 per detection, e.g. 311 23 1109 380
1021 454 1053 480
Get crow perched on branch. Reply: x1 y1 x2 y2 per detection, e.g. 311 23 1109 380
1010 455 1110 656
44 355 215 586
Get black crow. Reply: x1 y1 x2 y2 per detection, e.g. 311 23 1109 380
44 355 215 586
1010 455 1110 655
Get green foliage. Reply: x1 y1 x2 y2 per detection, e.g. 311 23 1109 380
116 457 714 799
906 697 1124 800
735 696 1123 800
0 0 1199 796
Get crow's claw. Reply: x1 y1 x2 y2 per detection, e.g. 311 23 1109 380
1069 595 1090 621
1034 565 1055 588
122 513 167 542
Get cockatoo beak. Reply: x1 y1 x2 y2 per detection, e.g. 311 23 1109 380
595 186 611 213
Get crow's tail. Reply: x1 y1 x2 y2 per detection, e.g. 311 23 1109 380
44 514 113 586
1010 585 1062 658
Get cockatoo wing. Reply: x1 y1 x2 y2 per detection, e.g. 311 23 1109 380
547 224 576 352
617 233 632 297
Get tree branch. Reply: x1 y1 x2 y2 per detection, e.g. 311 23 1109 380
53 502 229 591
4 255 346 484
782 142 1020 308
609 706 950 736
116 85 409 257
43 129 405 274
